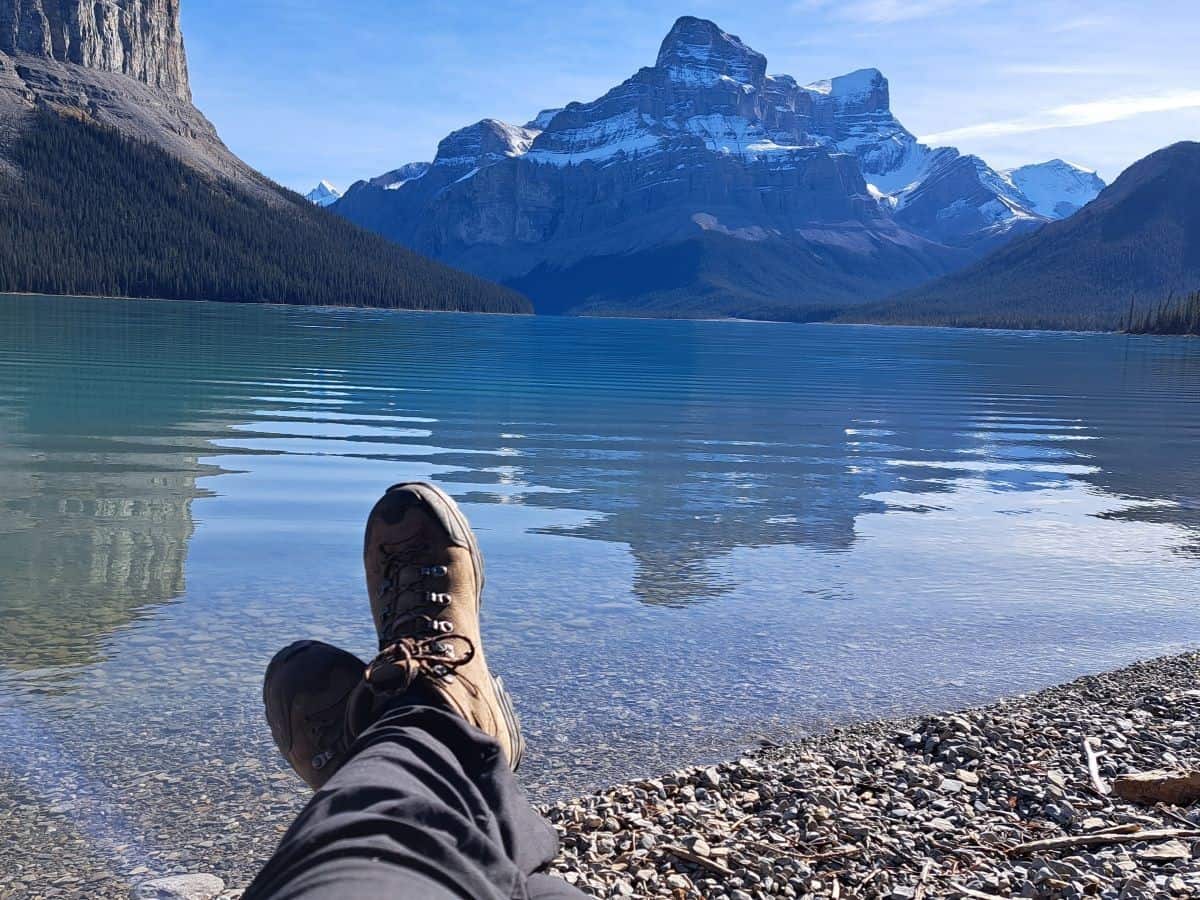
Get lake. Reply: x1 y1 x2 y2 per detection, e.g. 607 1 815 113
1 295 1198 887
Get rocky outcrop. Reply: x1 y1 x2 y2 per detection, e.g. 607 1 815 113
0 0 189 99
335 16 1103 317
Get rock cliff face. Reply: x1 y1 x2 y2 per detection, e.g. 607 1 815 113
0 0 189 99
0 0 268 194
336 16 1105 317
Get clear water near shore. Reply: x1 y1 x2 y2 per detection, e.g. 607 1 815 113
1 295 1199 881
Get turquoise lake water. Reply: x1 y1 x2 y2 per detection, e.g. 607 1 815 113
1 295 1198 882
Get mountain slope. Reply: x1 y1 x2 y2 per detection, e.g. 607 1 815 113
0 109 529 312
0 0 529 313
335 16 1100 318
855 143 1200 330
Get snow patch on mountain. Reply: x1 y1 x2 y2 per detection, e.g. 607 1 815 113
370 162 431 191
526 111 666 167
804 68 885 102
1002 160 1106 219
526 108 563 130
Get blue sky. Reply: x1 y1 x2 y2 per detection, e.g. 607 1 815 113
183 1 1200 194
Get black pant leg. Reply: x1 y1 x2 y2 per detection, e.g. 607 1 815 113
243 702 587 900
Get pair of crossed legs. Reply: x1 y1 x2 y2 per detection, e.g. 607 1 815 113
243 484 586 899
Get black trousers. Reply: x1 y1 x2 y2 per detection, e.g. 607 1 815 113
244 700 588 899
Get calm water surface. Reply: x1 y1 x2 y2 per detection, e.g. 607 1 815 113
1 295 1198 884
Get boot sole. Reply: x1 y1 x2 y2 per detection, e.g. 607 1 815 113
384 482 525 771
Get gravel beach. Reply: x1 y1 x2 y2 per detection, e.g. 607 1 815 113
544 651 1200 899
6 651 1200 899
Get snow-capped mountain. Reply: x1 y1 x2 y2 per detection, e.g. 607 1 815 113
334 17 1101 317
305 181 342 207
1002 160 1106 219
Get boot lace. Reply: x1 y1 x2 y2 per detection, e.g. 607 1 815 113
365 633 477 692
369 541 480 695
375 540 456 646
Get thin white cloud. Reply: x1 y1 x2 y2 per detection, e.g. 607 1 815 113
922 90 1200 143
998 63 1133 77
794 0 987 23
1050 15 1118 32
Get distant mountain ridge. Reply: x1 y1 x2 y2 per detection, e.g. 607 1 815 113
0 0 530 314
334 16 1104 318
854 142 1200 330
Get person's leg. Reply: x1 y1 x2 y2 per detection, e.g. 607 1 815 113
246 483 587 899
244 696 578 900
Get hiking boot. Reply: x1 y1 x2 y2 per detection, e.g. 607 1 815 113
361 482 524 771
263 640 366 790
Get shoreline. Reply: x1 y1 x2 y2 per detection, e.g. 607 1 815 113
542 650 1200 899
120 650 1200 900
7 291 1195 337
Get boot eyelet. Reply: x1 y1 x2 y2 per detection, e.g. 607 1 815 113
430 621 454 634
421 566 449 577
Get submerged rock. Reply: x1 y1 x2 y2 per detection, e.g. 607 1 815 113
132 874 226 900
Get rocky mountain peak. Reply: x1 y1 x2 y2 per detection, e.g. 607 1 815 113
433 118 539 172
0 0 190 100
305 180 342 207
1002 159 1106 219
805 68 889 111
655 16 766 88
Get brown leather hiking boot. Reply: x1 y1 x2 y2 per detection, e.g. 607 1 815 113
361 482 524 770
263 640 366 790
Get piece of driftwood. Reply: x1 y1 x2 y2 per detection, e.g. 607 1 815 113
1157 804 1196 828
1085 824 1140 836
913 859 934 900
1082 737 1110 796
662 845 734 877
1008 827 1200 856
1113 770 1200 807
950 883 1008 900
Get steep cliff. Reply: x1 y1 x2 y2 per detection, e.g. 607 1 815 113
0 0 189 99
0 0 261 192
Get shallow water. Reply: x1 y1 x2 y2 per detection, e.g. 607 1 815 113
1 295 1199 884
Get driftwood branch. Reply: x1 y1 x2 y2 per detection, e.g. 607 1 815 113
662 845 734 877
1087 824 1140 836
1009 827 1200 856
1157 804 1196 828
913 860 934 900
1082 737 1110 796
951 883 1008 900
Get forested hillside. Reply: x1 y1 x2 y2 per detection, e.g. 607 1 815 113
1132 292 1200 335
0 110 531 314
